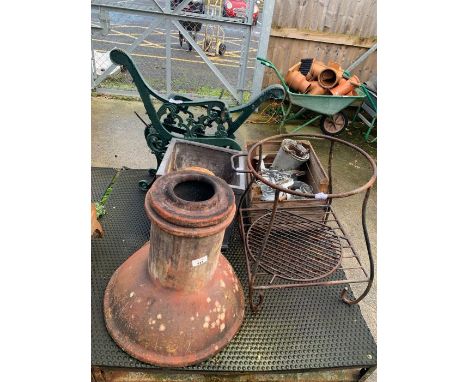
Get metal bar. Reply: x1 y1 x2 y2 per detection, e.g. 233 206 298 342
165 1 172 94
172 20 242 102
340 187 375 304
236 0 255 98
346 43 377 73
252 189 281 278
252 278 370 290
251 0 276 97
99 7 110 35
151 0 164 12
246 0 256 28
290 115 321 133
91 48 97 88
249 231 339 271
92 19 160 88
91 2 253 27
236 26 252 100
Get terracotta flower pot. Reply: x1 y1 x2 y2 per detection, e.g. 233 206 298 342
318 68 339 89
307 81 328 96
288 71 312 93
285 62 302 87
287 62 301 72
327 61 344 78
311 60 327 79
330 75 360 96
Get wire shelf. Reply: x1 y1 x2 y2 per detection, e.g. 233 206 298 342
246 210 343 282
240 204 369 290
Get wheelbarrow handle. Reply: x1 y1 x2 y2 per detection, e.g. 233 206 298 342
230 152 252 174
256 57 275 68
256 57 289 92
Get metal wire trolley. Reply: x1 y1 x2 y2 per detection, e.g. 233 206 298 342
202 0 227 56
232 133 377 312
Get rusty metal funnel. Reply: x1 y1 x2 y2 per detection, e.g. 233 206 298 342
104 170 245 367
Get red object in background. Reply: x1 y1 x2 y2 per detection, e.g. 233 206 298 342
223 0 259 25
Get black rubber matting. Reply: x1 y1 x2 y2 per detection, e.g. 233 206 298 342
91 167 118 202
92 168 377 372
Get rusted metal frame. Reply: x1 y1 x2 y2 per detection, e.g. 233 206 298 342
251 278 370 291
241 205 365 270
239 204 370 290
247 246 369 285
236 144 263 311
340 187 374 305
324 140 335 223
248 235 337 277
249 232 340 269
245 144 270 312
248 189 280 311
241 205 363 268
248 224 342 267
330 207 367 273
238 136 375 307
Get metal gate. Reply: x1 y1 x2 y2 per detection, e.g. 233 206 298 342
91 0 275 104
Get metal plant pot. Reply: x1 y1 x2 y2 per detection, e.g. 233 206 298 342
271 139 310 170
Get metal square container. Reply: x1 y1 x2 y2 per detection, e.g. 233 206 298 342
156 139 247 249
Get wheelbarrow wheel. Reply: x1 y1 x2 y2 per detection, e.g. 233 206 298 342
320 112 348 135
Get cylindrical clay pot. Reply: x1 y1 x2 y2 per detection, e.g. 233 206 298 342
287 71 312 93
307 81 328 95
318 68 339 89
330 75 360 96
104 170 245 367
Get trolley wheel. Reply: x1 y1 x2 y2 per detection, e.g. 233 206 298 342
320 112 348 135
218 43 226 56
203 39 210 51
188 43 193 51
179 32 183 48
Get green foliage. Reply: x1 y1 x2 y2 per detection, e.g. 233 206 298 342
94 202 106 218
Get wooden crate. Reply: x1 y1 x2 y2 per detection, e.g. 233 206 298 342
246 140 329 222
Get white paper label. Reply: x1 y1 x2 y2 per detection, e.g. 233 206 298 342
192 256 208 267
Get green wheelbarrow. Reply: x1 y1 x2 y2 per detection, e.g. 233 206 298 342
257 57 367 135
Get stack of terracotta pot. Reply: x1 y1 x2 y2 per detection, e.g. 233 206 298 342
285 59 360 96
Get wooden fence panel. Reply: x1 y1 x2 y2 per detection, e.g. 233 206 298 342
262 0 377 87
